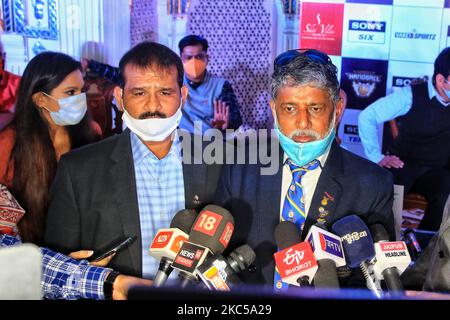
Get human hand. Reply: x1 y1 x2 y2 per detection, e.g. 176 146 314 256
378 155 404 169
211 99 229 130
69 249 116 267
112 274 153 300
405 290 450 300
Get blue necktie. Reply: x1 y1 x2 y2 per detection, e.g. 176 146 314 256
274 159 320 291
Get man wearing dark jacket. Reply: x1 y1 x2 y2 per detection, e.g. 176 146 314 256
216 49 395 289
45 42 222 279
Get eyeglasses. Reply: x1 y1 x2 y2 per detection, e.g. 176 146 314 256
181 52 207 62
274 48 334 70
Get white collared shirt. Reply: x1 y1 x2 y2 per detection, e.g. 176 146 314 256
279 145 332 221
358 80 449 163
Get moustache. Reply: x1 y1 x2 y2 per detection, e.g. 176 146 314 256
289 129 321 141
139 111 167 119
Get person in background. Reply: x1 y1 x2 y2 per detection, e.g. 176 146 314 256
0 184 152 300
0 40 21 131
358 47 450 231
178 35 242 133
0 51 102 245
81 36 243 134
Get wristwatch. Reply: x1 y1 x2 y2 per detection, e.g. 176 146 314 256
104 270 120 300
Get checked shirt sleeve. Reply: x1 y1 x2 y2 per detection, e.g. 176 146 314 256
1 234 111 300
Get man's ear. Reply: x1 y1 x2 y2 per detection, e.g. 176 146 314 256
334 98 344 127
113 86 124 112
269 99 276 116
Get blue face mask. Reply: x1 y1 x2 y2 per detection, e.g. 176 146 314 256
42 92 88 126
443 80 450 103
274 113 336 167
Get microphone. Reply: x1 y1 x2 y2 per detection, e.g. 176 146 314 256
273 221 318 287
197 244 256 291
171 205 235 288
305 224 346 288
149 209 197 287
331 215 382 298
403 228 422 261
370 224 411 295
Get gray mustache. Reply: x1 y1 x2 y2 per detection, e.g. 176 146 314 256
288 129 321 140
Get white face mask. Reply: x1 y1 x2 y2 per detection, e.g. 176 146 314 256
42 92 88 126
121 90 183 142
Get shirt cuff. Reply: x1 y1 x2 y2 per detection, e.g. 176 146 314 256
367 151 384 164
78 265 111 300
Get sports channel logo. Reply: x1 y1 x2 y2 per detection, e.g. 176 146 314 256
348 20 386 44
392 76 416 89
344 124 359 136
394 30 437 41
319 232 344 258
343 125 361 144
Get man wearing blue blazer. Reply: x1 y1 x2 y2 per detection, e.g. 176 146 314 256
216 49 395 288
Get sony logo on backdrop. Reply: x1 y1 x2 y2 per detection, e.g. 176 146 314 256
348 20 386 43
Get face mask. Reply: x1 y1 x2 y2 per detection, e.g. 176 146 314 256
183 59 207 79
42 92 88 126
273 112 336 167
121 91 183 142
441 80 450 104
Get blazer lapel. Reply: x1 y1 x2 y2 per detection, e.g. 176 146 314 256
110 129 142 275
302 142 344 239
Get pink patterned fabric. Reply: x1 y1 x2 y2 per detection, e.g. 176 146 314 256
0 184 25 236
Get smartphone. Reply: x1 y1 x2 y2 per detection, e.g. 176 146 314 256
88 236 135 262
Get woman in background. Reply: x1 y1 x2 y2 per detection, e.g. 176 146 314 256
0 51 101 245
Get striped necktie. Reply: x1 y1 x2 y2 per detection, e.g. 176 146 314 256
274 159 320 291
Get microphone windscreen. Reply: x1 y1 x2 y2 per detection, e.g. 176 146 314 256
170 209 198 233
369 224 390 242
274 221 301 250
228 244 256 272
189 205 235 254
313 259 340 288
331 215 375 268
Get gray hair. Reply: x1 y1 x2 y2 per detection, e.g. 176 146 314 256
271 55 340 105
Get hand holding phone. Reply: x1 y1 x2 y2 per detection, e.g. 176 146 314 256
88 236 135 263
